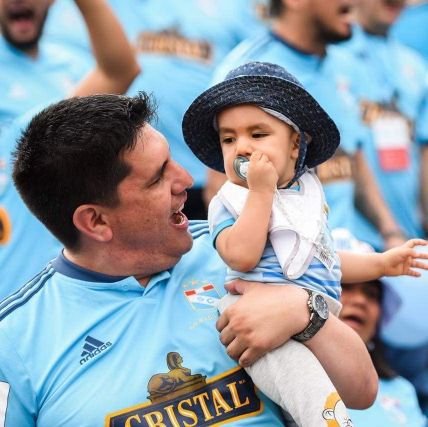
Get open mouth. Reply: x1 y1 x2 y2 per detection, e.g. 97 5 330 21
7 7 35 22
342 314 366 331
171 203 187 226
172 211 186 225
343 315 364 325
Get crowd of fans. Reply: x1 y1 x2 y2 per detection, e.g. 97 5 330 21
0 0 427 425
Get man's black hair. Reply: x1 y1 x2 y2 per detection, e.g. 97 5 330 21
13 92 156 249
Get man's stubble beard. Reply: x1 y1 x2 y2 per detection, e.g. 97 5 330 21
0 8 49 53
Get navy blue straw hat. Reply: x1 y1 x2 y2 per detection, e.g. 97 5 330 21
182 61 340 174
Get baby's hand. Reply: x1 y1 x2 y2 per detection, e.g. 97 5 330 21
246 151 278 193
382 239 428 277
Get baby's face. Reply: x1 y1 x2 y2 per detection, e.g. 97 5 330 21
217 104 299 187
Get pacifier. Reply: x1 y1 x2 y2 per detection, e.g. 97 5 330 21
233 156 249 181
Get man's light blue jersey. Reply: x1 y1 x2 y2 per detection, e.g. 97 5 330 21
0 222 285 426
338 26 428 248
212 31 366 234
0 36 91 131
349 377 427 426
0 105 63 301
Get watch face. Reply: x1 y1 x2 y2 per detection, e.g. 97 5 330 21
313 294 329 320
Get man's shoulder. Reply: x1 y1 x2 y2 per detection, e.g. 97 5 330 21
0 264 55 325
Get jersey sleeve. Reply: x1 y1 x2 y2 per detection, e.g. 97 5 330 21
207 195 235 248
0 330 36 426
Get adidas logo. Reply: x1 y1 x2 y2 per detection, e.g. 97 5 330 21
80 335 112 365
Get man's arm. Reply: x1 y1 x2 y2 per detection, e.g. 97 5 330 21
217 281 378 409
72 0 140 96
353 150 406 249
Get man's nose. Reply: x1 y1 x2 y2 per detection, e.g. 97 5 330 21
171 161 193 193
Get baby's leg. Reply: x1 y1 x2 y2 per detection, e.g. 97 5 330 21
218 293 353 427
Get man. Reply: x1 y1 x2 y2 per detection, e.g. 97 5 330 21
337 0 428 248
206 0 405 250
0 93 377 425
0 0 140 299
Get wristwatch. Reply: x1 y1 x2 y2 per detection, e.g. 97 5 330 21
292 289 329 342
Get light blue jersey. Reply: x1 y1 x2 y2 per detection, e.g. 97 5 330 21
338 26 428 248
0 222 286 426
0 24 93 297
0 104 62 301
209 187 341 301
0 36 92 131
349 377 427 426
212 31 366 234
392 2 428 63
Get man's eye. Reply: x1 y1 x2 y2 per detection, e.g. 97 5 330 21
150 175 163 186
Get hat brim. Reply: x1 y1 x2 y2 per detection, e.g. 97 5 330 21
182 75 340 173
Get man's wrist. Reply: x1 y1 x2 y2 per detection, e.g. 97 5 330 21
292 289 329 342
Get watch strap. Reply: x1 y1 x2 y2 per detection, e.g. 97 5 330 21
292 289 328 343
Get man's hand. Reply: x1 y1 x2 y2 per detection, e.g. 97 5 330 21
216 281 308 367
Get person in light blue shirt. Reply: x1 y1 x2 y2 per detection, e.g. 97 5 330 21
0 92 378 425
0 0 140 300
392 1 428 63
206 0 405 250
0 109 62 299
44 0 268 219
0 0 90 131
336 0 428 250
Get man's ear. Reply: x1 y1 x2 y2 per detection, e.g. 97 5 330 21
72 204 113 243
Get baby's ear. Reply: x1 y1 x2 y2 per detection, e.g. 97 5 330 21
292 131 300 149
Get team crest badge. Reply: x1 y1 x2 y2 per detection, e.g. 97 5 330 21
183 282 220 310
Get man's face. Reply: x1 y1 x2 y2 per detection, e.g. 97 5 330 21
104 125 194 280
0 0 52 51
304 0 356 44
357 0 405 35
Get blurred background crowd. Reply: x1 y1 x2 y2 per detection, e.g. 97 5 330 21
0 0 428 424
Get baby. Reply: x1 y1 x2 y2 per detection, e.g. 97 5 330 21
183 61 428 426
